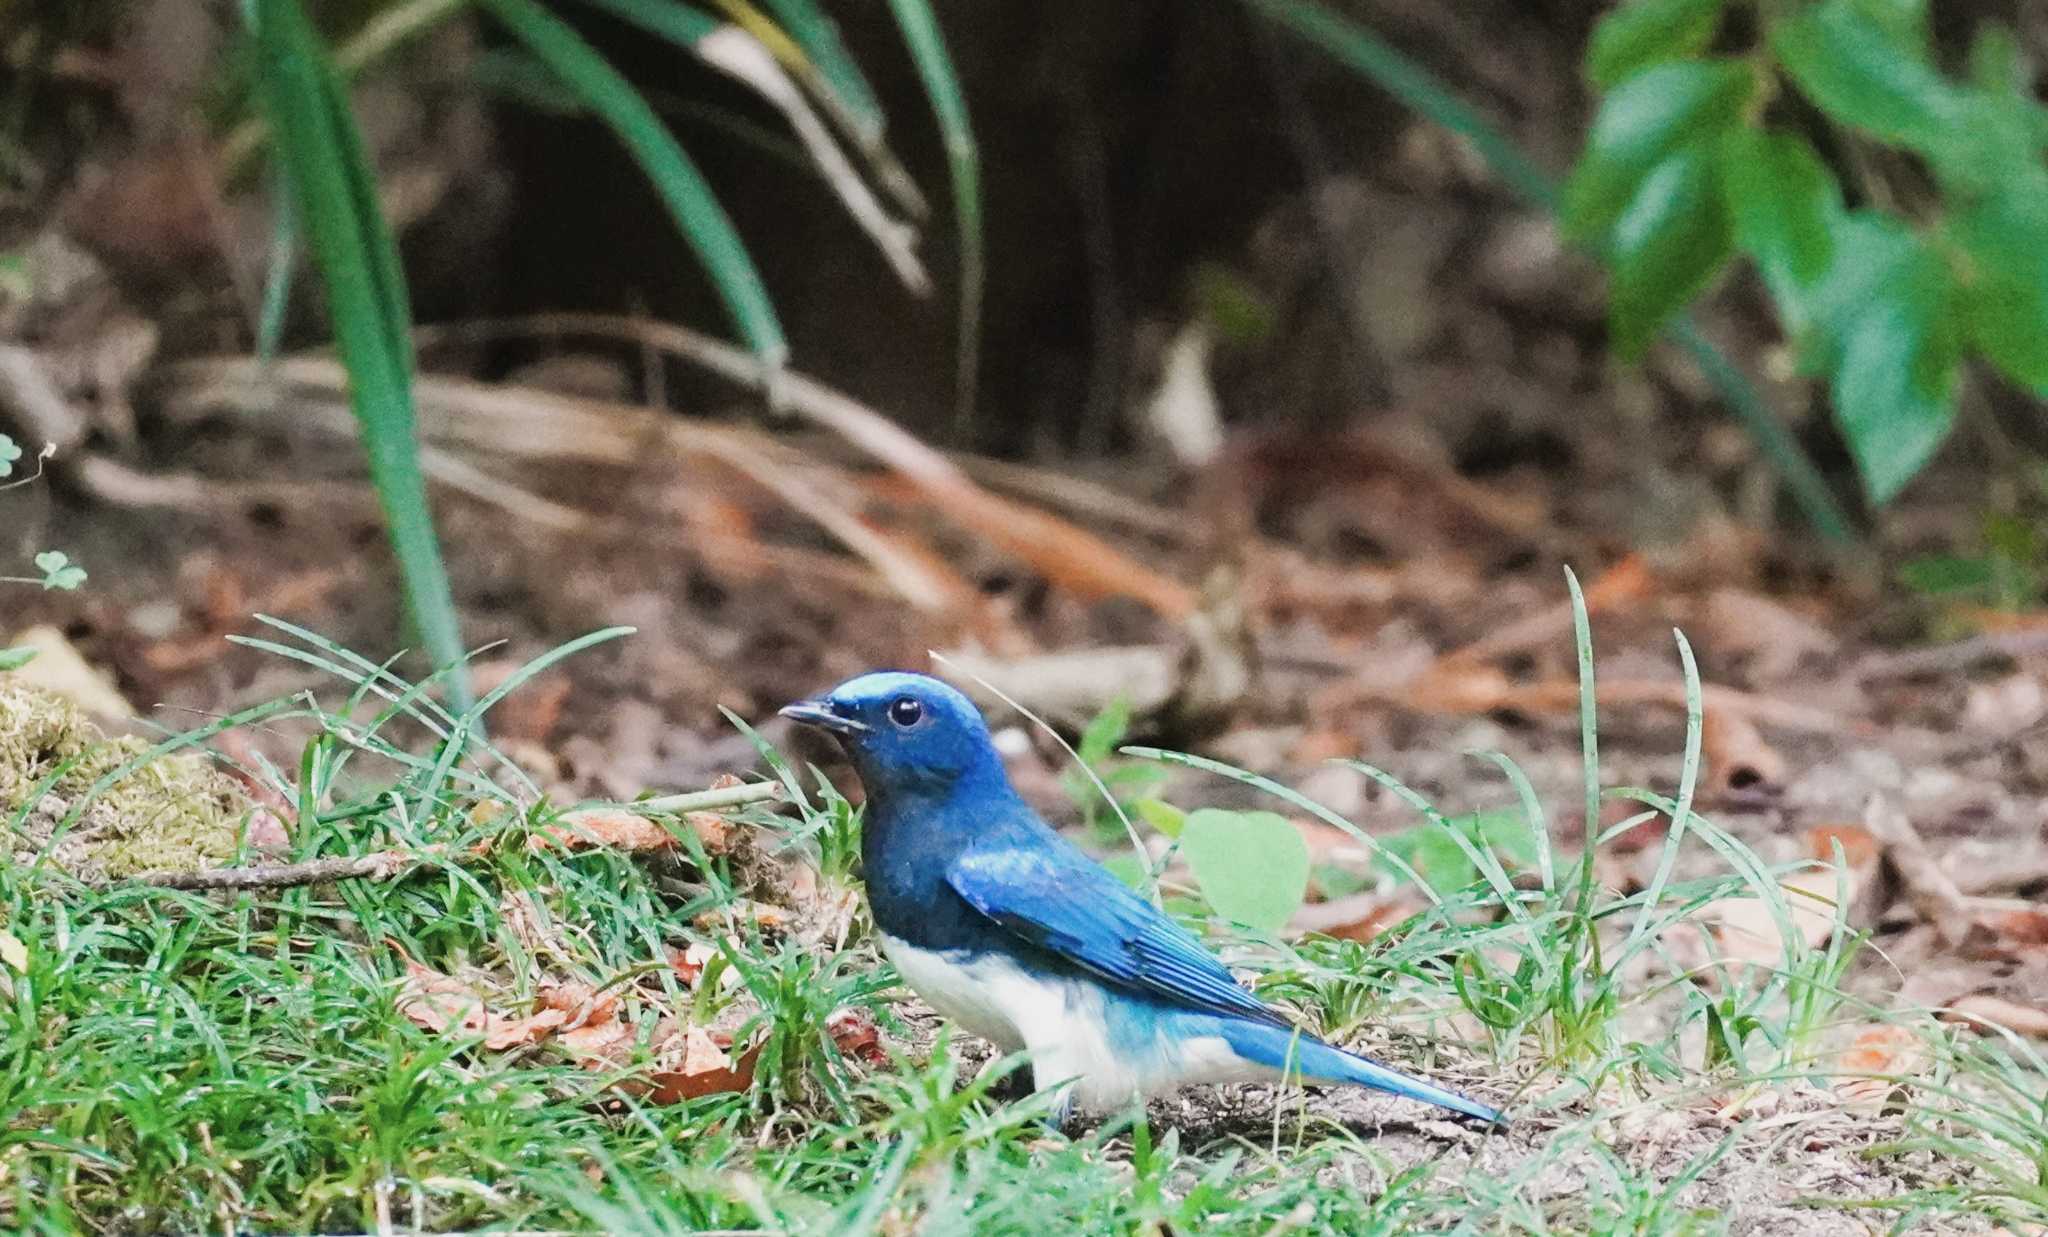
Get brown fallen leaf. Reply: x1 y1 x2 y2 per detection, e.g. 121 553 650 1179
1434 553 1655 668
666 941 718 988
1864 796 2046 954
1701 706 1786 798
646 1025 758 1103
1864 795 1970 942
529 808 675 854
1698 868 1844 971
1698 588 1837 683
1353 665 1856 735
395 961 568 1050
1804 823 1891 930
1833 1023 1927 1113
396 962 490 1036
1943 994 2048 1040
826 1006 889 1067
1956 904 2048 962
694 900 792 933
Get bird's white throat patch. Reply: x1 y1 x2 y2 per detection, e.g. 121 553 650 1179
877 933 1268 1112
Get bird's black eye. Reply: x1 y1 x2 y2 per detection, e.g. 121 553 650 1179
887 696 924 728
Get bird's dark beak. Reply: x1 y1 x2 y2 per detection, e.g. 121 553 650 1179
779 697 868 736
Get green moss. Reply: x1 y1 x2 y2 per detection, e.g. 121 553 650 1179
1 679 254 879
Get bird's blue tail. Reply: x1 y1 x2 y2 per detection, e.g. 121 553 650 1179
1215 1019 1504 1125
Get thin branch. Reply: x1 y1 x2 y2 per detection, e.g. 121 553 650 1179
633 780 782 815
127 849 429 891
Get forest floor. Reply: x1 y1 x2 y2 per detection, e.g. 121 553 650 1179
5 407 2048 1233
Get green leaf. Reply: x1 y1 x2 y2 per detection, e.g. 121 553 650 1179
1179 809 1310 934
479 0 787 370
1099 851 1149 892
1847 0 1928 52
34 550 85 591
1953 187 2048 395
1897 554 1994 597
1769 0 1960 152
1586 0 1725 89
1607 141 1733 358
0 646 36 672
1191 262 1276 346
1720 127 1841 332
1563 58 1756 244
1075 697 1132 765
1132 798 1186 838
1966 22 2025 98
0 433 19 479
1829 241 1960 504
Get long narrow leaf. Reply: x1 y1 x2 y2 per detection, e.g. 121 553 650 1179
883 0 981 426
751 0 926 217
480 0 788 370
249 0 469 708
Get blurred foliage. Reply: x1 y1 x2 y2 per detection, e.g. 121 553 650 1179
236 0 973 678
1257 0 2048 525
1570 0 2048 506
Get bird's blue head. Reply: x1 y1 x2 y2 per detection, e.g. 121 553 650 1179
779 671 1005 800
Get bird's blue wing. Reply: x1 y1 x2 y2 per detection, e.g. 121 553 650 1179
946 846 1292 1028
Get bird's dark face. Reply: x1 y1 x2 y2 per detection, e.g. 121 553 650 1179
780 671 999 796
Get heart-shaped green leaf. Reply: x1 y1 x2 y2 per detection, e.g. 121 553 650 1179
1179 809 1310 935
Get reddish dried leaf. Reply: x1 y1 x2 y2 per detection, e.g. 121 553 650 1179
666 942 717 988
395 962 567 1050
694 900 792 933
1700 869 1843 968
482 1008 570 1051
646 1026 758 1103
684 811 731 851
1980 906 2048 947
1806 824 1882 870
529 808 674 854
1833 1023 1926 1112
396 963 489 1037
242 807 292 853
826 1006 888 1066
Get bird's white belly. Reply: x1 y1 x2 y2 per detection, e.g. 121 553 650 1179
877 934 1273 1111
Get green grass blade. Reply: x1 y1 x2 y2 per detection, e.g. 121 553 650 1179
1612 628 1704 973
882 0 981 426
1244 0 1555 209
574 0 719 45
759 0 884 144
480 0 788 371
249 0 469 709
